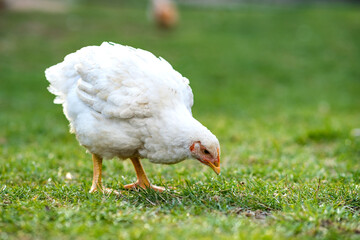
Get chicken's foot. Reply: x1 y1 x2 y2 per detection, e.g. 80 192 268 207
124 157 165 192
89 154 119 195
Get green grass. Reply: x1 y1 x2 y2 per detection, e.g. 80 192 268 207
1 2 360 239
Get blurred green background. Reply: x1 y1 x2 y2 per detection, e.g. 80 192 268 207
1 0 360 239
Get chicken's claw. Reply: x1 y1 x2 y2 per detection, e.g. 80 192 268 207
124 182 165 192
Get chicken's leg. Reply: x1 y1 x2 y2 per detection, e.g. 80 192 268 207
124 157 165 192
89 154 119 195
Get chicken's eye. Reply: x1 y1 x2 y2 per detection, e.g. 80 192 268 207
203 149 210 155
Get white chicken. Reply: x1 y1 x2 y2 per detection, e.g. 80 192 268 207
45 42 220 193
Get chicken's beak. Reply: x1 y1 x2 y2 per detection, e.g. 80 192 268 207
208 161 220 175
207 155 220 175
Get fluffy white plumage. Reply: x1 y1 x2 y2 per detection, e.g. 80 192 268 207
45 42 219 168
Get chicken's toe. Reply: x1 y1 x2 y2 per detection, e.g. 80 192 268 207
124 182 165 192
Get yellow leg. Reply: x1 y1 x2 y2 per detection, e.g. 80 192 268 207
89 154 119 195
124 157 165 192
89 154 102 193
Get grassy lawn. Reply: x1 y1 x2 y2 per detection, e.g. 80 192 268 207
1 2 360 239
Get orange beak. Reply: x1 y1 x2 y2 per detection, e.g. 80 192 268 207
207 155 220 175
206 148 220 175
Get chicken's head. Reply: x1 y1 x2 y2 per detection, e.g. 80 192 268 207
190 141 220 175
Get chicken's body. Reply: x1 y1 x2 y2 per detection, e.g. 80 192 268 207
151 0 178 29
45 42 220 193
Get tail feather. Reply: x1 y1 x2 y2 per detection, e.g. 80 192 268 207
45 53 79 104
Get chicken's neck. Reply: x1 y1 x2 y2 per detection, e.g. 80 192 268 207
141 106 211 164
